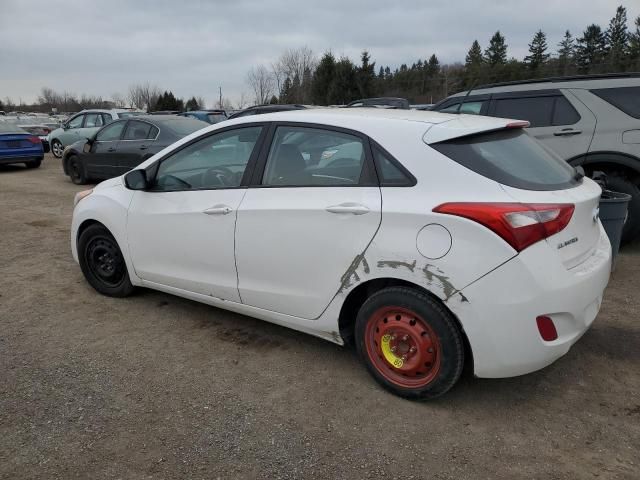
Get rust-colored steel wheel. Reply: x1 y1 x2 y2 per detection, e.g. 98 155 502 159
364 306 442 388
355 286 464 400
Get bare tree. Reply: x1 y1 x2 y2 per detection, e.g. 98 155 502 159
273 46 317 103
111 92 127 108
246 66 275 105
127 82 162 111
196 96 207 109
236 91 250 109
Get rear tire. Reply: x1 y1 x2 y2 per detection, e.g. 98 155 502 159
605 174 640 244
51 139 64 158
67 155 88 185
355 286 464 400
78 224 134 297
25 160 41 169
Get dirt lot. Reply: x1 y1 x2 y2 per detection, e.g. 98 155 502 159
0 154 639 479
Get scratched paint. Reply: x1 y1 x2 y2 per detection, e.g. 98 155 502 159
422 264 457 298
376 260 417 272
339 253 368 293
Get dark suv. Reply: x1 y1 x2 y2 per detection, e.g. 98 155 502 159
432 73 640 243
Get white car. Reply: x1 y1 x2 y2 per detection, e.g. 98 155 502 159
71 108 611 399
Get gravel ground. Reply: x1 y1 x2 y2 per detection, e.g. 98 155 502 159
1 155 639 479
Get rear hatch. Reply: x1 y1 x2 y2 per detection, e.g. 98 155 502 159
430 127 601 269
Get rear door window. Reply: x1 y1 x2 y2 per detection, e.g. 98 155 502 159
123 120 155 140
552 95 581 125
261 126 366 186
590 86 640 119
431 129 579 191
492 96 555 127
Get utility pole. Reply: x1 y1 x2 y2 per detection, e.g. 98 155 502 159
219 86 222 109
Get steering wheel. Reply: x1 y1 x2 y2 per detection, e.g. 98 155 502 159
159 174 191 189
201 166 236 187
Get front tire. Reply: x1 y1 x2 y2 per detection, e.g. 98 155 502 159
78 224 134 297
67 155 88 185
605 174 640 244
51 139 64 158
355 287 464 400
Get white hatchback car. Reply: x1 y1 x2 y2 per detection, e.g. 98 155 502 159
71 109 611 399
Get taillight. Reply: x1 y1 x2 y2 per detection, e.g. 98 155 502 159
27 136 41 144
433 202 575 252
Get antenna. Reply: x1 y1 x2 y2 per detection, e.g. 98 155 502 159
456 81 477 114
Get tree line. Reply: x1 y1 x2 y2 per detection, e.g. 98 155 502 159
247 5 640 105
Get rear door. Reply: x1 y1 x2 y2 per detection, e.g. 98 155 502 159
488 90 596 161
235 123 382 319
116 120 159 175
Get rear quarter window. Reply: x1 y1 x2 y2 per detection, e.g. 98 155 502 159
431 129 580 191
590 86 640 119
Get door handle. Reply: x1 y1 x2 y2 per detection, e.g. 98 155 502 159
107 147 116 152
325 203 370 215
553 129 582 136
203 205 232 215
139 145 148 150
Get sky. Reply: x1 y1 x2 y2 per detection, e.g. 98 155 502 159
1 0 638 108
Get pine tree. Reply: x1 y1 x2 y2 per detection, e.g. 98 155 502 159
576 24 607 72
484 31 508 66
280 77 292 103
185 96 200 111
329 57 357 105
558 30 576 75
630 16 640 65
427 54 440 76
465 40 483 66
269 95 279 104
524 30 549 71
311 51 335 105
356 50 376 98
606 6 629 69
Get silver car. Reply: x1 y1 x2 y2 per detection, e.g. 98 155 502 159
432 73 640 243
49 109 143 158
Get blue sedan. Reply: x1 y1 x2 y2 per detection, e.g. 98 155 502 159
0 123 44 168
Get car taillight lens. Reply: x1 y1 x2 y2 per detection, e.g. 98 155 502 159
433 202 575 252
27 136 41 144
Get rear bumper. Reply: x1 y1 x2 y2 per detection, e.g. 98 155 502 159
457 225 611 378
0 153 44 165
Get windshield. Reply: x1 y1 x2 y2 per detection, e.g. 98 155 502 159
207 113 227 123
432 129 580 191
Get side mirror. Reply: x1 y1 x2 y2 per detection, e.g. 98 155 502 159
124 169 148 190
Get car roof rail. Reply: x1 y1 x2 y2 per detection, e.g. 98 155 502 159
346 97 411 109
475 72 640 90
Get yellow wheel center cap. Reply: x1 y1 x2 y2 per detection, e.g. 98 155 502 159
381 334 404 368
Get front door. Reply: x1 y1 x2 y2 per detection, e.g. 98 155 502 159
126 125 266 301
235 124 382 319
87 120 126 179
116 120 159 175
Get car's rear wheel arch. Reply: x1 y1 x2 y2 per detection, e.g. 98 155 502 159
338 278 473 374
